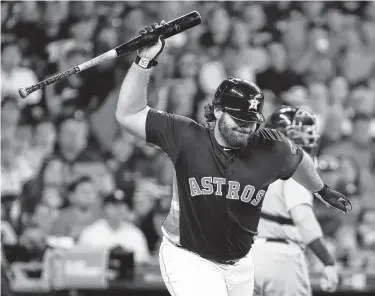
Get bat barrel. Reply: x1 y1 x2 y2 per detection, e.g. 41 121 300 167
115 11 202 56
162 11 202 39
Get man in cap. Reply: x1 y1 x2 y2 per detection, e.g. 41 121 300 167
78 190 150 264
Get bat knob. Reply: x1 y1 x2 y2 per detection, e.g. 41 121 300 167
18 88 28 99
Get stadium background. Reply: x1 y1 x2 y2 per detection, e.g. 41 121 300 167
1 1 375 295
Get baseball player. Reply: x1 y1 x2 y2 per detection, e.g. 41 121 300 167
115 22 351 296
252 106 339 296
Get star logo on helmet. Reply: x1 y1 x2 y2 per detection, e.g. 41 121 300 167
228 78 239 84
249 99 259 110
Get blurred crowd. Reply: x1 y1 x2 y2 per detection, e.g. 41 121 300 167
1 1 375 274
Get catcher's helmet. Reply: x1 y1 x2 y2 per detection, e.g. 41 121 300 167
215 78 265 123
266 105 320 149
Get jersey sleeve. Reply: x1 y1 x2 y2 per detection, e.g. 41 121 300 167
283 179 314 211
145 108 193 163
277 132 304 180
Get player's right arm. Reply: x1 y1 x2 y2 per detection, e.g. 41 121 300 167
115 63 151 140
116 22 192 162
115 22 166 140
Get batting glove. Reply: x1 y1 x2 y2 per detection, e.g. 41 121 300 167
135 21 166 69
314 184 352 214
320 265 339 292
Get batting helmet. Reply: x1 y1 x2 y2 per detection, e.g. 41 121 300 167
215 78 265 123
266 105 320 150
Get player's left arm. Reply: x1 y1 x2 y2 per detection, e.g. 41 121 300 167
278 133 352 214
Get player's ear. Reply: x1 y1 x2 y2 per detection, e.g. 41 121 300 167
214 106 223 120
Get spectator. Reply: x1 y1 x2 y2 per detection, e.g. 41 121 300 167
18 225 47 261
148 196 172 255
335 156 362 200
347 85 375 118
335 207 375 270
301 1 325 25
27 202 60 235
121 8 150 44
1 205 17 246
49 176 101 239
88 161 116 198
198 5 231 58
41 186 64 210
1 134 34 196
107 132 138 204
304 25 334 84
79 190 150 264
1 96 20 138
44 47 93 119
323 113 375 204
306 81 328 132
324 4 346 58
282 5 309 72
281 85 310 110
338 27 375 85
27 118 57 172
319 77 351 151
230 18 269 73
1 42 42 106
55 113 102 166
256 42 303 103
356 208 375 251
314 154 343 237
199 40 267 97
322 113 373 173
157 49 204 120
20 186 64 244
43 1 69 43
21 156 66 214
133 176 171 225
83 24 123 117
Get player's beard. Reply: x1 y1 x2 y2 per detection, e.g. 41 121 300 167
218 114 252 148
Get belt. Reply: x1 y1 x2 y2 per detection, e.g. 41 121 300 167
256 237 305 251
264 237 289 244
260 212 295 226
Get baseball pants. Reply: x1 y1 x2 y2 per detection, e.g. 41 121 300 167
159 237 254 296
251 238 311 296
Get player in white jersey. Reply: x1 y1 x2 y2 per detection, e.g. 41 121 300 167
252 106 339 296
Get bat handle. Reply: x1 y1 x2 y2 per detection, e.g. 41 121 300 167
18 66 80 99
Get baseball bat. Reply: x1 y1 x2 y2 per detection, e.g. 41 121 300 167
18 11 202 99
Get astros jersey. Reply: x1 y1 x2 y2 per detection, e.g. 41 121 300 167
145 108 303 262
257 178 314 247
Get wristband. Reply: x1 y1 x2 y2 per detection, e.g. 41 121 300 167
135 56 158 69
308 237 335 267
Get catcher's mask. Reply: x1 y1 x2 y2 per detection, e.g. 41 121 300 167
266 106 320 149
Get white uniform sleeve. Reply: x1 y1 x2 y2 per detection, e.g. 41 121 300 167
283 178 314 211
